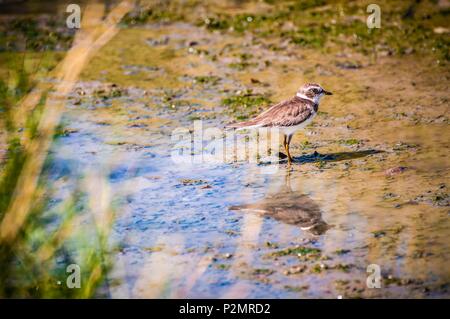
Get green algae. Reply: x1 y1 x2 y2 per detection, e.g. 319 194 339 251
222 90 271 120
252 268 275 275
334 249 351 255
198 0 449 62
269 246 321 257
215 263 231 271
338 139 361 146
284 285 309 292
193 75 221 85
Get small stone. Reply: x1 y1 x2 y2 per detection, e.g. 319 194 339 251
284 265 307 275
385 166 408 177
434 27 450 34
404 47 414 55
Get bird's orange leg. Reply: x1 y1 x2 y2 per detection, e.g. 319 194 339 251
283 135 292 166
286 134 294 164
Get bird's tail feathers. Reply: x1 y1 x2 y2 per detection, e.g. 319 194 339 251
225 120 259 130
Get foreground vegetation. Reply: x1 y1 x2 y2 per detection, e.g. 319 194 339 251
0 1 128 298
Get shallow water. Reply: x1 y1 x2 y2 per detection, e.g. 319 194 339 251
36 4 450 298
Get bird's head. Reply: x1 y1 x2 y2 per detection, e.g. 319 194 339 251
296 83 332 104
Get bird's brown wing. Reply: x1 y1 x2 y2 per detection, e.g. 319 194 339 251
256 97 314 127
226 97 314 129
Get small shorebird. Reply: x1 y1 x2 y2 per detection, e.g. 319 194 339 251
227 83 332 165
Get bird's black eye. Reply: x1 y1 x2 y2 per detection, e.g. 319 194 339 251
312 88 319 94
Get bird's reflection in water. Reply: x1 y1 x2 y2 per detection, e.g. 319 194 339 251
229 172 330 235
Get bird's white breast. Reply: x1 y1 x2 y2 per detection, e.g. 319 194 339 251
281 111 316 136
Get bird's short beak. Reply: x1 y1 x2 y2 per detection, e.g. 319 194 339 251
324 90 333 95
